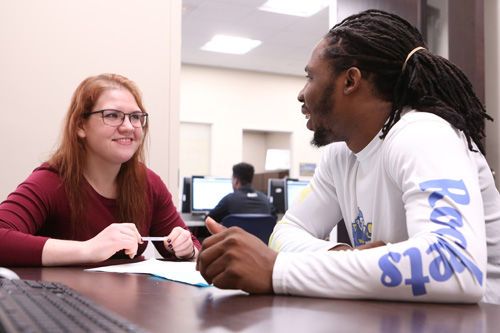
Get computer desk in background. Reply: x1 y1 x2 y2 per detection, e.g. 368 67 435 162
9 261 500 332
181 212 207 228
181 212 286 228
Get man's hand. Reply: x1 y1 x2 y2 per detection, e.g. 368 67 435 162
196 217 278 294
205 216 226 234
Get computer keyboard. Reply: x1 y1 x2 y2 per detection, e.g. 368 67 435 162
0 278 147 332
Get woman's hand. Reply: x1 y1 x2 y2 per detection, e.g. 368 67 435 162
42 223 142 266
83 223 143 262
164 226 197 260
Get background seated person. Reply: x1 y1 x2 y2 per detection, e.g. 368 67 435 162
207 162 276 222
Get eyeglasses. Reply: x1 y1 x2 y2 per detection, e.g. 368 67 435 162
84 109 148 128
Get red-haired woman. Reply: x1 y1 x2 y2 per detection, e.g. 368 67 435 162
0 73 200 266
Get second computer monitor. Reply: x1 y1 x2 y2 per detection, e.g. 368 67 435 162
181 177 192 213
191 176 234 215
285 179 310 211
268 178 285 214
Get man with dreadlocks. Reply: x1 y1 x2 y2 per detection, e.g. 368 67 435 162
196 9 500 304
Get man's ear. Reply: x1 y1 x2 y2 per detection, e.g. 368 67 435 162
343 67 362 95
233 178 241 190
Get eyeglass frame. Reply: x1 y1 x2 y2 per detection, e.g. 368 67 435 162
83 109 148 128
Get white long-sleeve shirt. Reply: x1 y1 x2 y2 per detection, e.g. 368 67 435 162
269 110 500 304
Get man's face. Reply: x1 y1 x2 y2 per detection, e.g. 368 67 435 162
297 39 349 147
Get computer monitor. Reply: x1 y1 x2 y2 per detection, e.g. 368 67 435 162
267 178 285 214
285 179 310 211
190 176 234 215
181 177 191 213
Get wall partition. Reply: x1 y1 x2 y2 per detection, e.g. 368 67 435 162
0 0 182 201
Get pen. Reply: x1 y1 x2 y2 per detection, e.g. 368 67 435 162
141 237 167 242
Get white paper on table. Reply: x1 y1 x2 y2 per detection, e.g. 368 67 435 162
85 258 211 287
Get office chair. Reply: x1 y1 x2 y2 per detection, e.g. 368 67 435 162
221 214 277 244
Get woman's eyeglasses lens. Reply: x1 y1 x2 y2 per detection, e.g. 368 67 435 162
102 110 147 128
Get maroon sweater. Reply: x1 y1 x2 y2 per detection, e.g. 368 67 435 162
0 164 200 266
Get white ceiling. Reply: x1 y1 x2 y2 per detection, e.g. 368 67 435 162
181 0 331 77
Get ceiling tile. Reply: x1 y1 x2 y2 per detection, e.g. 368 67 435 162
182 0 329 77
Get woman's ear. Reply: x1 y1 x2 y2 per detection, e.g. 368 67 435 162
77 121 86 139
344 67 362 95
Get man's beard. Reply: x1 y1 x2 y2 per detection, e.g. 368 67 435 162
310 85 336 148
311 127 334 148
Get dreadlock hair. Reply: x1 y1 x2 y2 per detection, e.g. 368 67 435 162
322 9 492 154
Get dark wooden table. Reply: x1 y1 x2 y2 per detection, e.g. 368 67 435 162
10 263 500 332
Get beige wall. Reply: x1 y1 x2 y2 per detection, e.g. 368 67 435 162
180 64 325 182
242 131 292 174
0 0 181 202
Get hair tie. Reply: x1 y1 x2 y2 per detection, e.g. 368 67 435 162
402 46 425 71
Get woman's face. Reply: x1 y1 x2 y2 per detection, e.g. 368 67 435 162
77 88 144 170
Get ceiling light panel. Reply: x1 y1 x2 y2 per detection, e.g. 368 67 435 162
201 35 262 55
258 0 329 17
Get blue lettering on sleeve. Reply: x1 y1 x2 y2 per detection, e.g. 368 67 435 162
433 227 467 249
377 178 483 297
419 179 470 207
426 242 455 282
428 238 483 285
430 206 464 228
379 252 403 287
403 248 430 296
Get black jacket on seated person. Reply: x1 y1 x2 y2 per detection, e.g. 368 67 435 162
208 184 276 222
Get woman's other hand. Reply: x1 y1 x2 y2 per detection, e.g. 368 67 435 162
164 226 197 260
